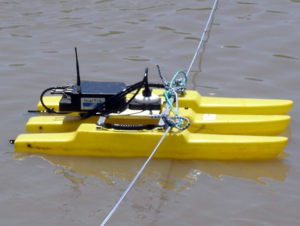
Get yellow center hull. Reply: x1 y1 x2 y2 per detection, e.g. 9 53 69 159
26 111 290 136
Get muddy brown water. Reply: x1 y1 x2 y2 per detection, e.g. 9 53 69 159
1 0 299 225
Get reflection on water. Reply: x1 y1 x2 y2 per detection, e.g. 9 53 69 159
14 153 289 190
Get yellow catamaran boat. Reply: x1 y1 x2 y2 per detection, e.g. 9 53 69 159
11 51 293 160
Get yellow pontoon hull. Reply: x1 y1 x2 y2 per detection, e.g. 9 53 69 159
38 90 293 115
14 124 288 160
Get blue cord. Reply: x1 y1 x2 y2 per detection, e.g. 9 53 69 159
157 68 189 130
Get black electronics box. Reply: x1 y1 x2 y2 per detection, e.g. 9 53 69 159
59 81 127 113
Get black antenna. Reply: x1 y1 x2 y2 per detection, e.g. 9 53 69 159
75 47 81 93
142 68 152 97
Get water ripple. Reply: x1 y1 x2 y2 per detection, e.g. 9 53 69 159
11 34 32 38
126 46 144 49
61 8 86 13
198 85 219 90
266 10 288 14
221 45 241 49
124 56 150 62
69 22 93 27
9 64 25 67
184 37 200 41
22 12 42 16
96 31 125 37
244 78 264 82
156 26 176 31
0 25 26 30
177 7 212 11
236 1 258 5
273 54 299 60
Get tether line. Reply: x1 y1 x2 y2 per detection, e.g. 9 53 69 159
100 126 171 226
99 1 219 224
186 0 219 79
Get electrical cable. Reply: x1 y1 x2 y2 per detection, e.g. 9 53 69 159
148 83 165 89
40 87 70 114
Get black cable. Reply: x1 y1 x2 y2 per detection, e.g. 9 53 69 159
40 87 69 114
148 83 165 88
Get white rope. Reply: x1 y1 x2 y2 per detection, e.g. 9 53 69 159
100 126 171 226
99 1 219 224
186 0 219 78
